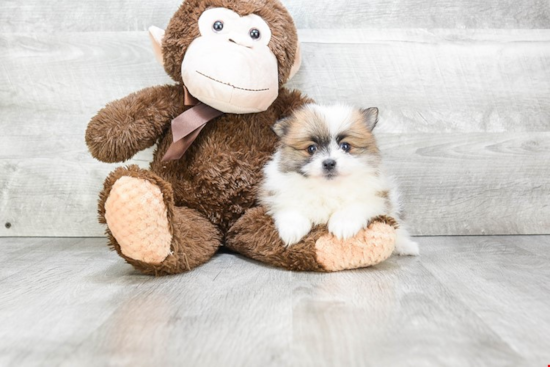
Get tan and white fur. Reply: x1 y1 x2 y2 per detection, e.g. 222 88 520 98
260 104 419 256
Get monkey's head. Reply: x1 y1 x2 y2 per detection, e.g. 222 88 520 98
149 0 301 114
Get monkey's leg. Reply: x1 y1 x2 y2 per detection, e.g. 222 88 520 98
99 165 220 276
226 207 397 272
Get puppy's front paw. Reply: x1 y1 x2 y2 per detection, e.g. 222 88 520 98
275 212 312 246
394 239 420 256
328 211 366 240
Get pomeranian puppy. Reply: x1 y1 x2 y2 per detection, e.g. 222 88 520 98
259 104 419 256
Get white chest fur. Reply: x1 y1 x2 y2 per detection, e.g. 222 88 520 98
261 153 389 225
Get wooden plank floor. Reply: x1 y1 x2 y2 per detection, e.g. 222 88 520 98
0 237 548 366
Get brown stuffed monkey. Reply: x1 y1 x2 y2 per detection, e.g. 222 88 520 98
85 0 397 276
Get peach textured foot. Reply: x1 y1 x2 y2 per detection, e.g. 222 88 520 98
315 222 396 271
105 176 172 264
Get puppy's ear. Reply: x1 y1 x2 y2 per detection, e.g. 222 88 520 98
361 107 379 131
272 117 292 138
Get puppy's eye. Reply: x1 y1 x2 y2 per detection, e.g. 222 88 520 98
250 28 261 40
307 145 317 155
213 21 224 32
340 142 351 152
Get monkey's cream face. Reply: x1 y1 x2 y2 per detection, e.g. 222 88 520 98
181 8 279 114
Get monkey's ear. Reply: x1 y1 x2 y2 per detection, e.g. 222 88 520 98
361 107 379 131
148 26 165 65
287 41 302 81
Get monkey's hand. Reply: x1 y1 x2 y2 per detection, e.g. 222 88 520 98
85 84 185 163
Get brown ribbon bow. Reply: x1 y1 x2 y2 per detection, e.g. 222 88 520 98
162 87 224 162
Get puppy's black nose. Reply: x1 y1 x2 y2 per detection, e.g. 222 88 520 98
323 159 337 171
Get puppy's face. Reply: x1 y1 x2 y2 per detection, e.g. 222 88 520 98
273 104 380 180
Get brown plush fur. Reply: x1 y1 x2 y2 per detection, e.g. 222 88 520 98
226 207 325 271
148 88 312 233
226 207 398 271
98 165 221 275
86 85 185 163
86 0 397 275
88 83 312 274
162 0 298 85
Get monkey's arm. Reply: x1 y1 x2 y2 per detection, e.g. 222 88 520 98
86 84 184 163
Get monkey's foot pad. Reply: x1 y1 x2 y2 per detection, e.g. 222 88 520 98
105 176 172 264
315 221 396 271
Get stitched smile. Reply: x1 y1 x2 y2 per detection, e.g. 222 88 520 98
196 71 269 92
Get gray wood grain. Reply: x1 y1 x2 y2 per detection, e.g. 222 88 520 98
379 132 550 236
420 236 550 364
1 236 549 366
291 262 523 367
1 0 549 32
292 29 550 133
2 30 548 134
1 29 549 236
2 132 549 237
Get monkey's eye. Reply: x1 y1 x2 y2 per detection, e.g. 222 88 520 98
213 21 224 32
307 145 317 155
249 28 261 40
340 142 351 152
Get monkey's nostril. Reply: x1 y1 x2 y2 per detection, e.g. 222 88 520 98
228 39 236 44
